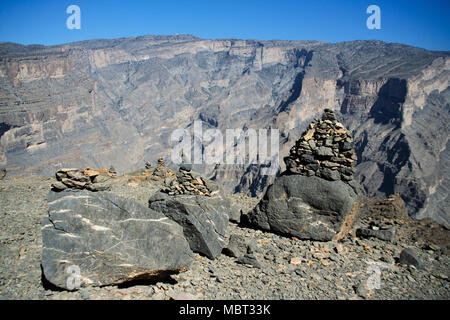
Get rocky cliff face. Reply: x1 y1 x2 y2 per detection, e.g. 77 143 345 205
0 36 448 225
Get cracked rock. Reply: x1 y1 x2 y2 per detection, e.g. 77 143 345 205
242 174 359 241
148 191 229 259
42 189 194 290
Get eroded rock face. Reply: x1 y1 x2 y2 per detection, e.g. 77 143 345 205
242 175 359 241
148 191 229 259
0 37 448 225
42 190 194 290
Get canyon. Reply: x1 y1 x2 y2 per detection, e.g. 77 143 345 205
0 35 448 225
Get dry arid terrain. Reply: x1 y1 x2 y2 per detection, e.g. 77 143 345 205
0 173 449 300
1 37 449 226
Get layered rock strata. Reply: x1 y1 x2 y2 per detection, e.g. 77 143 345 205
0 37 448 224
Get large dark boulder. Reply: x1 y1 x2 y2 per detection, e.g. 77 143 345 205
241 174 359 241
148 191 229 259
42 190 194 290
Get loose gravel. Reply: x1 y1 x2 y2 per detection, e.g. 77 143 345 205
0 176 449 300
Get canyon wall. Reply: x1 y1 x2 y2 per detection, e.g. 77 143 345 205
0 36 448 224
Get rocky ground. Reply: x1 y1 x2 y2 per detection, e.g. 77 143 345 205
0 175 449 300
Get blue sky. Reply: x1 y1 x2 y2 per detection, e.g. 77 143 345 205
0 0 449 51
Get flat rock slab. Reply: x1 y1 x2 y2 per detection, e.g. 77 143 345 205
356 227 396 242
148 191 229 259
242 174 358 241
42 190 194 290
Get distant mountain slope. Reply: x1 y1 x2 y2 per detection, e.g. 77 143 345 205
0 35 448 225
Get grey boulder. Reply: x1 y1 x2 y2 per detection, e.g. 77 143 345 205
241 174 359 241
399 248 424 269
148 191 229 259
42 190 194 290
229 206 242 224
222 234 255 258
237 254 262 269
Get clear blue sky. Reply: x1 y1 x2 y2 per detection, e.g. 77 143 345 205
0 0 449 51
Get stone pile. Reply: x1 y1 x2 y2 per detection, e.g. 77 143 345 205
108 166 118 177
162 165 217 196
284 108 357 182
242 109 362 241
126 158 176 182
51 167 113 192
151 157 175 179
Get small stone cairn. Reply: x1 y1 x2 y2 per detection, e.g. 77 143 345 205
162 164 217 196
108 166 118 177
151 157 174 179
51 167 114 192
284 109 357 182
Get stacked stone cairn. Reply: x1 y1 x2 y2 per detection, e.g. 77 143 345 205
151 157 175 179
284 109 357 182
162 164 217 196
108 166 118 177
51 167 113 192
